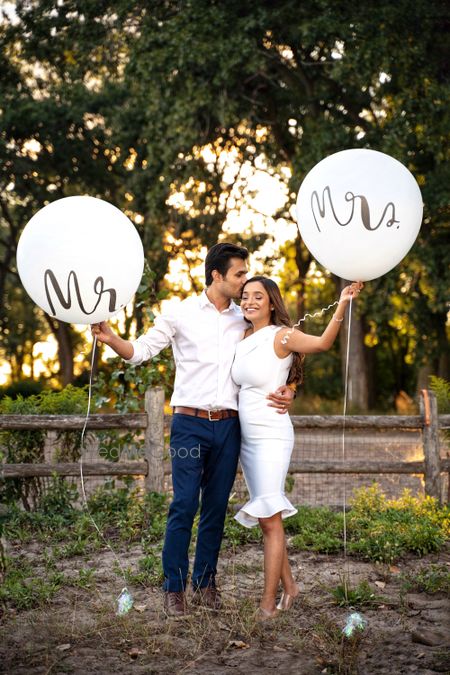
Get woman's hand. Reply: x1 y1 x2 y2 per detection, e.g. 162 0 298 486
266 385 295 414
91 321 115 345
339 281 364 304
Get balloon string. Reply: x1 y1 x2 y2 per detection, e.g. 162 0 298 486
79 335 131 599
281 300 339 344
293 300 340 328
342 297 353 562
282 295 352 594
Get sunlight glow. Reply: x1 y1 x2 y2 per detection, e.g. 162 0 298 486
0 361 11 386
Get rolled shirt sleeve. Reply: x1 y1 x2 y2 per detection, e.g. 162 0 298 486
123 312 176 365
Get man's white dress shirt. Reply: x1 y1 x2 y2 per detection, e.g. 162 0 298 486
125 291 246 410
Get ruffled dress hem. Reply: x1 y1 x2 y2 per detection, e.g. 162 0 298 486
234 493 297 528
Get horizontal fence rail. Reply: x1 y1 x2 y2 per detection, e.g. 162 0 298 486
2 413 449 431
1 461 148 478
0 388 448 502
291 415 425 429
0 413 148 430
2 459 450 480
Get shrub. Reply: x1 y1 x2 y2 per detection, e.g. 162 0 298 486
347 485 449 563
400 564 450 594
0 386 88 510
330 579 381 607
222 511 262 547
87 484 168 543
285 506 343 553
429 375 450 414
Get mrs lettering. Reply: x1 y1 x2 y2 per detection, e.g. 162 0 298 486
311 186 399 233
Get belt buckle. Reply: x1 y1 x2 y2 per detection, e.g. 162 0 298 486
208 409 221 421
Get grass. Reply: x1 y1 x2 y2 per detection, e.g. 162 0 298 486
118 552 164 587
309 611 366 675
400 564 450 595
330 577 383 608
285 506 343 553
0 556 65 609
1 482 449 614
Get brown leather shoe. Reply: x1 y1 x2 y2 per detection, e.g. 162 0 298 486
191 585 222 610
163 591 188 618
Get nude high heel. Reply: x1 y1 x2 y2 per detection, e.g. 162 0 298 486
256 607 279 622
276 590 299 611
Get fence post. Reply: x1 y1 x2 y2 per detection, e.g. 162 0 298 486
420 389 441 502
144 386 165 493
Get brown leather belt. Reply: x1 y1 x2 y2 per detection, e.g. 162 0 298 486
173 406 238 421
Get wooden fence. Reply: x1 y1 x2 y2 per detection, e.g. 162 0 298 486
1 388 449 503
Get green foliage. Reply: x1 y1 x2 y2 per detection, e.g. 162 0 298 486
1 482 449 614
347 485 449 563
36 476 79 521
71 567 96 589
222 511 262 547
281 486 448 563
429 376 450 414
0 386 88 510
1 485 168 607
1 0 448 406
0 556 64 609
400 564 450 595
285 506 344 553
284 474 295 494
91 263 175 463
330 579 381 608
93 262 175 416
92 353 174 465
0 380 46 400
120 551 164 587
3 482 168 554
87 485 168 543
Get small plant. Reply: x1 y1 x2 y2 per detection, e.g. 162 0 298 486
330 577 382 608
285 506 343 553
400 564 450 595
0 557 64 609
86 484 168 543
429 375 450 413
429 376 450 442
69 567 96 589
222 512 261 547
117 551 163 587
310 611 365 675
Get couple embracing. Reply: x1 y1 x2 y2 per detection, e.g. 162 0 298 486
92 243 362 620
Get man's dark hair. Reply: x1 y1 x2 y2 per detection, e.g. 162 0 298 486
205 243 249 286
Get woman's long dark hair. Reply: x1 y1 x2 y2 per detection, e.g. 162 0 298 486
241 276 304 385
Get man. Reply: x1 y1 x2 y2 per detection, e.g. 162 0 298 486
92 243 295 617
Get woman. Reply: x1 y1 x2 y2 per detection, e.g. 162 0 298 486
231 276 363 619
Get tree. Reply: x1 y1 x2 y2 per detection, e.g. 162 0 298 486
113 0 449 408
0 2 135 384
1 0 448 406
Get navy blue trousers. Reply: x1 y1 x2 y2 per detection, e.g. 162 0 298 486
162 413 241 592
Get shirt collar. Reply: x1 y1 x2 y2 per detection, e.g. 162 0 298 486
199 289 241 314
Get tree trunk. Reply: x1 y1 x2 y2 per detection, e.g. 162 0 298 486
416 311 449 396
416 363 434 394
45 316 75 386
55 322 75 386
436 311 449 380
90 337 101 379
337 278 370 412
294 234 312 321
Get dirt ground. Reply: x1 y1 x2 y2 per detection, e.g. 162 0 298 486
1 538 449 675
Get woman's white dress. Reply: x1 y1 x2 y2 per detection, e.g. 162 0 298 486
231 325 297 528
